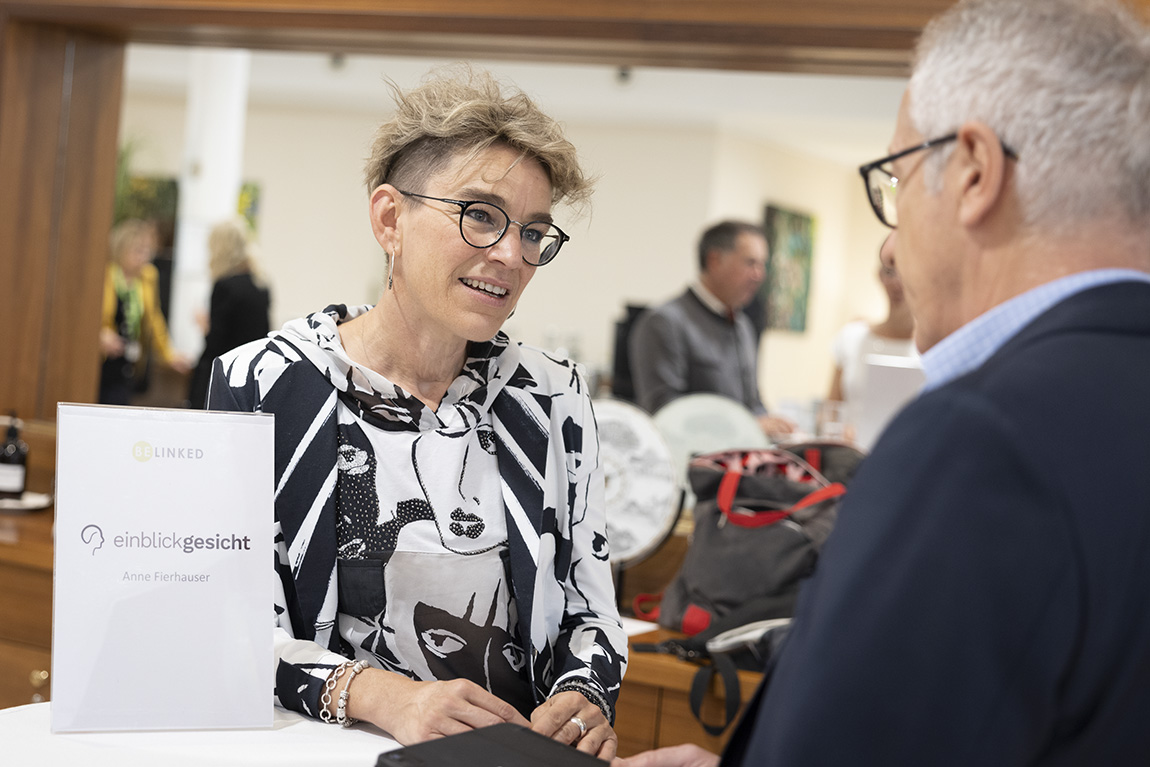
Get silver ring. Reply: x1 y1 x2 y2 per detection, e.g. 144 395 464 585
570 716 587 737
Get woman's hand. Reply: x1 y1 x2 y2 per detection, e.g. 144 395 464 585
99 328 125 358
612 744 720 767
168 353 194 375
346 671 529 745
193 308 209 336
530 690 618 761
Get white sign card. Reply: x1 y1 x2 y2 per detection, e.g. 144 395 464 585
855 353 926 451
52 404 275 733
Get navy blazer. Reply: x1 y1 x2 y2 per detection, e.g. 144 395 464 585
723 281 1150 765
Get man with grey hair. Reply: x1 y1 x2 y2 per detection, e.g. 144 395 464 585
619 0 1150 764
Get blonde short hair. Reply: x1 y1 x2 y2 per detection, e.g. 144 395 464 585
363 67 592 209
208 219 255 282
108 219 157 265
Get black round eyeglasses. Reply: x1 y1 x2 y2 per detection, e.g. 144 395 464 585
398 190 569 266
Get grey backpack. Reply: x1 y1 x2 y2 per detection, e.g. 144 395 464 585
656 446 858 636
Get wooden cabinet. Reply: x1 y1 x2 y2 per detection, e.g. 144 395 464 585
0 509 54 709
615 629 762 757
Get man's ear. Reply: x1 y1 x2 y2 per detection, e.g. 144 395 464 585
954 121 1011 228
703 247 720 273
369 184 402 253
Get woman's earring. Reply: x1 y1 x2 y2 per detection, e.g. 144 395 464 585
386 252 394 291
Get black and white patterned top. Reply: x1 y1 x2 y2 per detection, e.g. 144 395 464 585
208 304 627 723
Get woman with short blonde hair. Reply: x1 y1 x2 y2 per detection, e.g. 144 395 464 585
208 69 625 758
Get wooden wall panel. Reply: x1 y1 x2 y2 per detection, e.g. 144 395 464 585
0 26 120 423
2 1 1146 76
38 32 123 415
1 0 950 77
0 22 121 497
0 23 69 423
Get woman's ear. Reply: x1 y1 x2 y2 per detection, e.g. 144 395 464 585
954 121 1012 228
369 184 402 254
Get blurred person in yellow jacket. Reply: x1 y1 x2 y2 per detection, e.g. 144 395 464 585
98 218 191 405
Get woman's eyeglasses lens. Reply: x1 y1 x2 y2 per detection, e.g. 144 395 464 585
459 201 564 266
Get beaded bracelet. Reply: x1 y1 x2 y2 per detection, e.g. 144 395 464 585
553 679 614 725
319 661 356 724
337 660 370 728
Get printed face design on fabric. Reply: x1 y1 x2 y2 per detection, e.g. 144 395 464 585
323 313 514 556
450 509 484 539
476 424 497 454
336 427 434 557
446 424 498 539
412 424 505 554
414 591 533 716
591 531 610 561
337 444 370 475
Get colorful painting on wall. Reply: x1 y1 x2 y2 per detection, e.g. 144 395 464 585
761 204 815 332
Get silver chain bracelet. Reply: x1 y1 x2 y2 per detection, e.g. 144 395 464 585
337 660 371 728
319 661 355 724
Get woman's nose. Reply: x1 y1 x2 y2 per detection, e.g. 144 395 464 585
487 227 524 266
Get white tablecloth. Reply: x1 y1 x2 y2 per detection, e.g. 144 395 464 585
2 619 657 766
0 703 400 767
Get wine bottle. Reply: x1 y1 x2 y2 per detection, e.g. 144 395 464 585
0 411 29 500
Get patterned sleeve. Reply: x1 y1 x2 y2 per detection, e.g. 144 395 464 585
207 345 350 720
548 367 629 722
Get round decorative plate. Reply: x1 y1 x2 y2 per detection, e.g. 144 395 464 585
651 393 770 506
593 398 680 568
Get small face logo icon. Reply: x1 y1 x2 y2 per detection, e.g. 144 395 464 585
81 524 105 555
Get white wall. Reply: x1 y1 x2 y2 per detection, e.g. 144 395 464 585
242 104 384 319
508 122 717 373
709 130 892 409
118 85 896 410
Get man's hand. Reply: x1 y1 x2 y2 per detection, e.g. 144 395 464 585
613 743 720 767
757 413 796 440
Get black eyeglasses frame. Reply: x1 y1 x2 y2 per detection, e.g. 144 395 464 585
396 189 569 266
858 133 1019 229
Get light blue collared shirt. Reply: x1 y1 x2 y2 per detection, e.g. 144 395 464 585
921 269 1150 392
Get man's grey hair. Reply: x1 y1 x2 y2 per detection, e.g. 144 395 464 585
909 0 1150 231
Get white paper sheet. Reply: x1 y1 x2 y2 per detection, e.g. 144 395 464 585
854 354 925 451
52 404 275 733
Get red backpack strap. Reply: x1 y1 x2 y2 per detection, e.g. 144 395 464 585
721 482 847 528
716 468 743 516
632 592 662 622
804 447 822 474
